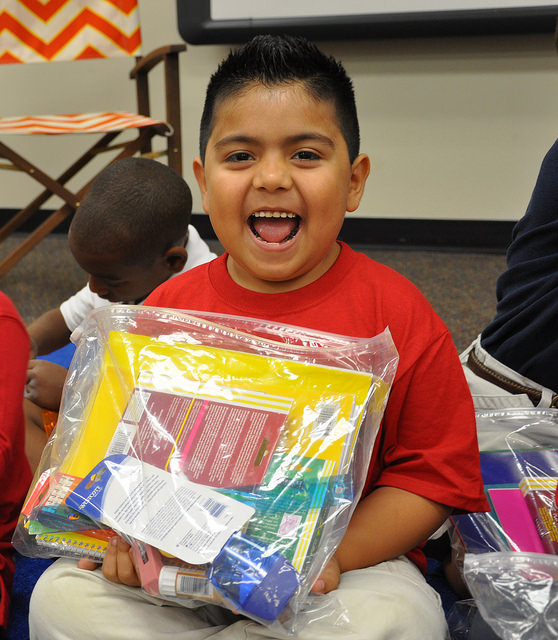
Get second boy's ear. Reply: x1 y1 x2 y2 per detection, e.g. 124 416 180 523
164 246 188 273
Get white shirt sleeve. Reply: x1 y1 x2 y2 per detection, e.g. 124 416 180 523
59 284 111 333
182 224 217 272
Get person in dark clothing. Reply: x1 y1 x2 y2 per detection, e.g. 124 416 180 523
462 138 558 411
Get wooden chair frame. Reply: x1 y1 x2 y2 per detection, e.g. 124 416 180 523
0 43 186 278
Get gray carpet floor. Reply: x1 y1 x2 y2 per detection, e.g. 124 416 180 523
0 233 507 354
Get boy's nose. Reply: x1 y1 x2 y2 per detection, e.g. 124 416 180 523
88 276 109 298
252 155 292 191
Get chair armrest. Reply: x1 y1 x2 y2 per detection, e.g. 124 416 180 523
130 44 187 79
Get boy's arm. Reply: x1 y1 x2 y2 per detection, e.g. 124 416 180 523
27 308 72 358
314 486 451 593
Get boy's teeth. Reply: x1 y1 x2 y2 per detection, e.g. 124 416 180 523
253 211 296 218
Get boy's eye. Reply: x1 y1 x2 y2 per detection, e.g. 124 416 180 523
293 150 320 161
225 151 253 163
104 280 126 287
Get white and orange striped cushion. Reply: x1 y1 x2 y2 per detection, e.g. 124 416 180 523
0 111 167 134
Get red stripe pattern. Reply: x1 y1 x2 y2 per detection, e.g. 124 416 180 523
0 0 141 63
0 111 167 135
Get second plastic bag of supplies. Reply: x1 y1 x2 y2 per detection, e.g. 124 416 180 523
451 409 558 640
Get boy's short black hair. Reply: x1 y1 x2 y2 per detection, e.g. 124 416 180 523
70 158 192 264
199 34 360 163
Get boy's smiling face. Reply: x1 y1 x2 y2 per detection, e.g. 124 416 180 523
194 82 370 293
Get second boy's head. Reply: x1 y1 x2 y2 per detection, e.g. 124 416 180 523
193 35 370 293
69 157 192 303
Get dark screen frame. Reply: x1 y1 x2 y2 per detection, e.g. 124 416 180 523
177 1 558 44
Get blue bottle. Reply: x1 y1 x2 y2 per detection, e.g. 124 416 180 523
207 532 300 622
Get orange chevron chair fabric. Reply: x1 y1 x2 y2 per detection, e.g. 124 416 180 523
0 0 141 63
0 1 186 277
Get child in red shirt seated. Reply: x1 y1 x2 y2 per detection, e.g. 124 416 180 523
0 291 32 636
29 35 488 640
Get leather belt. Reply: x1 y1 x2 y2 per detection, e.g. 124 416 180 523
467 349 558 408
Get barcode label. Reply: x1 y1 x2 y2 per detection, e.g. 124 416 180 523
176 573 215 598
201 497 226 519
311 402 340 438
123 389 151 422
107 422 136 456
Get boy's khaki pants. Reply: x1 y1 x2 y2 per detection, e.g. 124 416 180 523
29 556 448 640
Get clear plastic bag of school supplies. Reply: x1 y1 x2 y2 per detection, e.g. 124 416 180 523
13 305 398 634
464 552 558 640
449 409 558 640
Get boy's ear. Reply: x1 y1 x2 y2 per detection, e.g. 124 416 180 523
164 246 188 274
193 157 209 214
346 153 371 213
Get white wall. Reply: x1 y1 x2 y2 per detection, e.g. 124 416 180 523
2 0 558 222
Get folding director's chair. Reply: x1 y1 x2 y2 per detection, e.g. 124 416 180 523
0 0 186 277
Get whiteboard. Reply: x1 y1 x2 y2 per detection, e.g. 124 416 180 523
176 0 558 44
212 0 558 21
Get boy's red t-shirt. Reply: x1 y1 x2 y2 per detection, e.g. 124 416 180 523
145 242 488 572
0 293 32 629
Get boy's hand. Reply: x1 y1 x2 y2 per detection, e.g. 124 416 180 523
102 536 141 587
25 360 67 411
78 537 141 587
311 555 341 594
